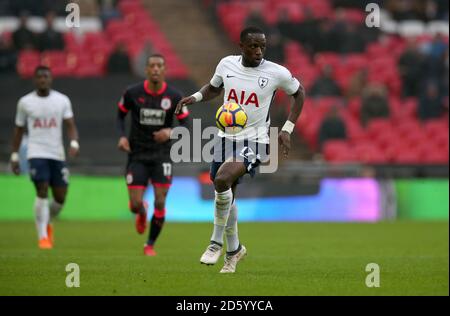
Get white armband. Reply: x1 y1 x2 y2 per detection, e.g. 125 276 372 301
191 92 203 102
70 140 80 150
281 121 295 134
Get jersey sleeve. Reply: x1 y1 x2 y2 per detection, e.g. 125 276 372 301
209 58 225 88
15 98 27 127
118 89 133 113
277 66 300 95
63 96 74 119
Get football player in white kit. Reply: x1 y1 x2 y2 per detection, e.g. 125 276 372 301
175 27 305 273
10 66 80 249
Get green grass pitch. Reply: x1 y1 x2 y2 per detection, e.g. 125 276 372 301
0 221 448 296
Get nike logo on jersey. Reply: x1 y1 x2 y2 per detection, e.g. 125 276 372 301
226 74 235 78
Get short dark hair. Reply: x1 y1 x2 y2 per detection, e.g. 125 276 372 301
240 26 265 42
34 65 51 75
147 53 165 64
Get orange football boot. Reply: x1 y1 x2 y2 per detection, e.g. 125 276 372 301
38 238 53 250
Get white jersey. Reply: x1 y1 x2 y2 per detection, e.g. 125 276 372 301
15 90 74 161
210 55 300 143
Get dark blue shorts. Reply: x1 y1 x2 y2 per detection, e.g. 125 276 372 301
210 137 269 182
28 159 69 187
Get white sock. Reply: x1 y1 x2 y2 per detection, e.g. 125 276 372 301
34 197 49 239
210 188 233 245
49 200 63 222
225 200 239 253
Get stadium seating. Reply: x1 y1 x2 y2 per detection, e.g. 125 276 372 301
5 0 449 165
13 0 188 78
214 0 448 165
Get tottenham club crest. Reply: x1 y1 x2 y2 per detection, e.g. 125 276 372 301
160 97 172 110
258 77 269 89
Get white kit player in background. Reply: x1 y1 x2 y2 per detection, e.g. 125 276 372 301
176 27 305 273
10 65 80 250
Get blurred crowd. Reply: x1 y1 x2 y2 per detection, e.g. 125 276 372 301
0 0 147 76
1 0 449 160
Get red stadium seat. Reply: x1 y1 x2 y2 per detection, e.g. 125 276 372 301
416 141 449 164
315 52 340 70
424 119 449 138
366 119 393 137
307 0 333 19
17 50 41 78
342 9 365 24
347 97 362 119
353 142 388 164
64 32 82 51
343 54 368 72
423 151 449 164
395 118 422 137
118 0 143 15
300 118 322 150
367 42 389 58
392 148 422 164
315 97 342 116
373 129 398 152
347 125 367 143
323 140 350 160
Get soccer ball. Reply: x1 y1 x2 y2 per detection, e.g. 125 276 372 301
215 102 248 134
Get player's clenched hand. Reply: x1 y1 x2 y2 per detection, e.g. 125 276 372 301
69 146 79 158
118 137 130 152
278 131 291 158
175 96 196 115
153 128 172 143
11 161 20 175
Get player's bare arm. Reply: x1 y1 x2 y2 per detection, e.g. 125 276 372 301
279 83 306 158
10 126 25 175
64 117 80 157
175 84 223 114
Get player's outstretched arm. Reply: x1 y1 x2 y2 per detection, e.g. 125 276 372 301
279 83 306 158
10 126 24 175
64 118 80 157
175 84 223 115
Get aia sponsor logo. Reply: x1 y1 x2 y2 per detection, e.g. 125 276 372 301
227 89 259 107
33 118 57 128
